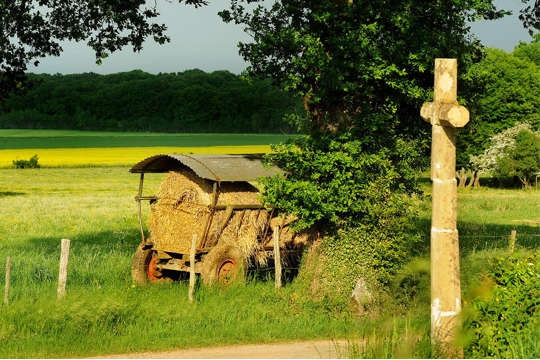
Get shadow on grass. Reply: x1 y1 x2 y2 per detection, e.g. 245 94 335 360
0 191 26 197
18 228 300 285
20 228 144 254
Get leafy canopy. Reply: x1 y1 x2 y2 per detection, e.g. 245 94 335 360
220 1 538 147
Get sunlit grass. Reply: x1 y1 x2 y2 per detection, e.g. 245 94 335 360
0 168 538 357
0 168 360 357
0 145 272 168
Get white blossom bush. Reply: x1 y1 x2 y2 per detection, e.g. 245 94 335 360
470 123 538 175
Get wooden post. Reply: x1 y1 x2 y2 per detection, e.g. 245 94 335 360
509 230 517 253
189 234 197 303
57 239 70 299
273 226 282 289
421 59 470 356
4 256 11 306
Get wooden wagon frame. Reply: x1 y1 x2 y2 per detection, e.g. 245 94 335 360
129 153 301 284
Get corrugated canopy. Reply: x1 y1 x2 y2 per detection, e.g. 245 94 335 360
129 154 283 182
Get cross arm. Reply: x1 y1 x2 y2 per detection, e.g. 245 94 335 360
421 102 469 128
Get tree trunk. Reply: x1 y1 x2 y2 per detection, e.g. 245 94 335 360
457 168 467 188
465 170 475 188
473 171 480 187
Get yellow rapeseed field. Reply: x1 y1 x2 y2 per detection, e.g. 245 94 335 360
1 145 271 167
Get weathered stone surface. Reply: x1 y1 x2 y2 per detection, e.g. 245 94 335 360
431 180 458 228
431 125 456 180
421 102 469 128
421 58 467 355
434 59 458 104
351 277 372 304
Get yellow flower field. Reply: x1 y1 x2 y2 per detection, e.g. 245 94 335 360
1 145 271 167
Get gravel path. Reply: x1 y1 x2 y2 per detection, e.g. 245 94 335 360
91 339 348 359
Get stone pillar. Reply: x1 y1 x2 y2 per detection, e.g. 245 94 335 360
420 59 469 356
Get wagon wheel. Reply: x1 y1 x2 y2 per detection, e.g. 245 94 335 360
200 244 246 286
131 244 166 285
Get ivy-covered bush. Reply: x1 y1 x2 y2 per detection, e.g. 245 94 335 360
463 250 539 358
261 134 421 304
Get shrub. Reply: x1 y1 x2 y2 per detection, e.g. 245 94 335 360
261 134 422 307
463 250 540 358
469 122 536 176
12 154 40 169
495 129 540 187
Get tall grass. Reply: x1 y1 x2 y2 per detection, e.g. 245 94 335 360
0 168 539 357
0 168 361 357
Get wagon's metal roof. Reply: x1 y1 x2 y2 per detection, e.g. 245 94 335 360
129 154 283 182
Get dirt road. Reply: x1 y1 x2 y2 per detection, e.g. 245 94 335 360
92 339 348 359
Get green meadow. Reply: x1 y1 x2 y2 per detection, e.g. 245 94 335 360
0 168 538 357
0 129 292 149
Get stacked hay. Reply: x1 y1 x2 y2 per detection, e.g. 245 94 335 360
148 170 310 265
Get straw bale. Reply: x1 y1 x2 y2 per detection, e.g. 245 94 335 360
148 170 308 265
270 215 311 246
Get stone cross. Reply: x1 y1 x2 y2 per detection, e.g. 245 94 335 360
420 58 469 355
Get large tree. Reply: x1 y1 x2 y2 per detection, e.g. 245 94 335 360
220 1 538 146
0 0 207 101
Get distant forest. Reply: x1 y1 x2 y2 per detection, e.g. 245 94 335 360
0 70 303 133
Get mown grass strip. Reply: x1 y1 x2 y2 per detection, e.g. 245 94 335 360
0 145 272 168
0 130 292 149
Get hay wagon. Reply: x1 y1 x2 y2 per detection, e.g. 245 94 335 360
129 154 309 285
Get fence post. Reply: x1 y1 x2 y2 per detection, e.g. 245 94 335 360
57 239 70 299
4 256 11 306
509 230 517 253
189 234 197 303
273 226 282 289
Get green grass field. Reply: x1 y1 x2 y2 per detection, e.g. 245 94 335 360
0 129 292 149
0 168 538 357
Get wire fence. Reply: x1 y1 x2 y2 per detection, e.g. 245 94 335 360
460 234 540 239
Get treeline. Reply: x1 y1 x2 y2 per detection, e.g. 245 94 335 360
0 69 303 133
457 36 540 168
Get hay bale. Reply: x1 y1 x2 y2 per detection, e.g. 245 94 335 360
148 170 312 265
149 170 271 263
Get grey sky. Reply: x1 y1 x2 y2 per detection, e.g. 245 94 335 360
28 0 534 75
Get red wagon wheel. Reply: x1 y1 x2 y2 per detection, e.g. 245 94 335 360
217 258 238 285
146 252 164 283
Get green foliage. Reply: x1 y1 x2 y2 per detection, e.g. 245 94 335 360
0 70 302 133
224 0 512 299
459 42 540 167
221 1 510 147
318 221 421 304
12 154 40 169
463 250 540 358
495 129 540 186
261 134 422 299
261 135 419 232
513 33 540 66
